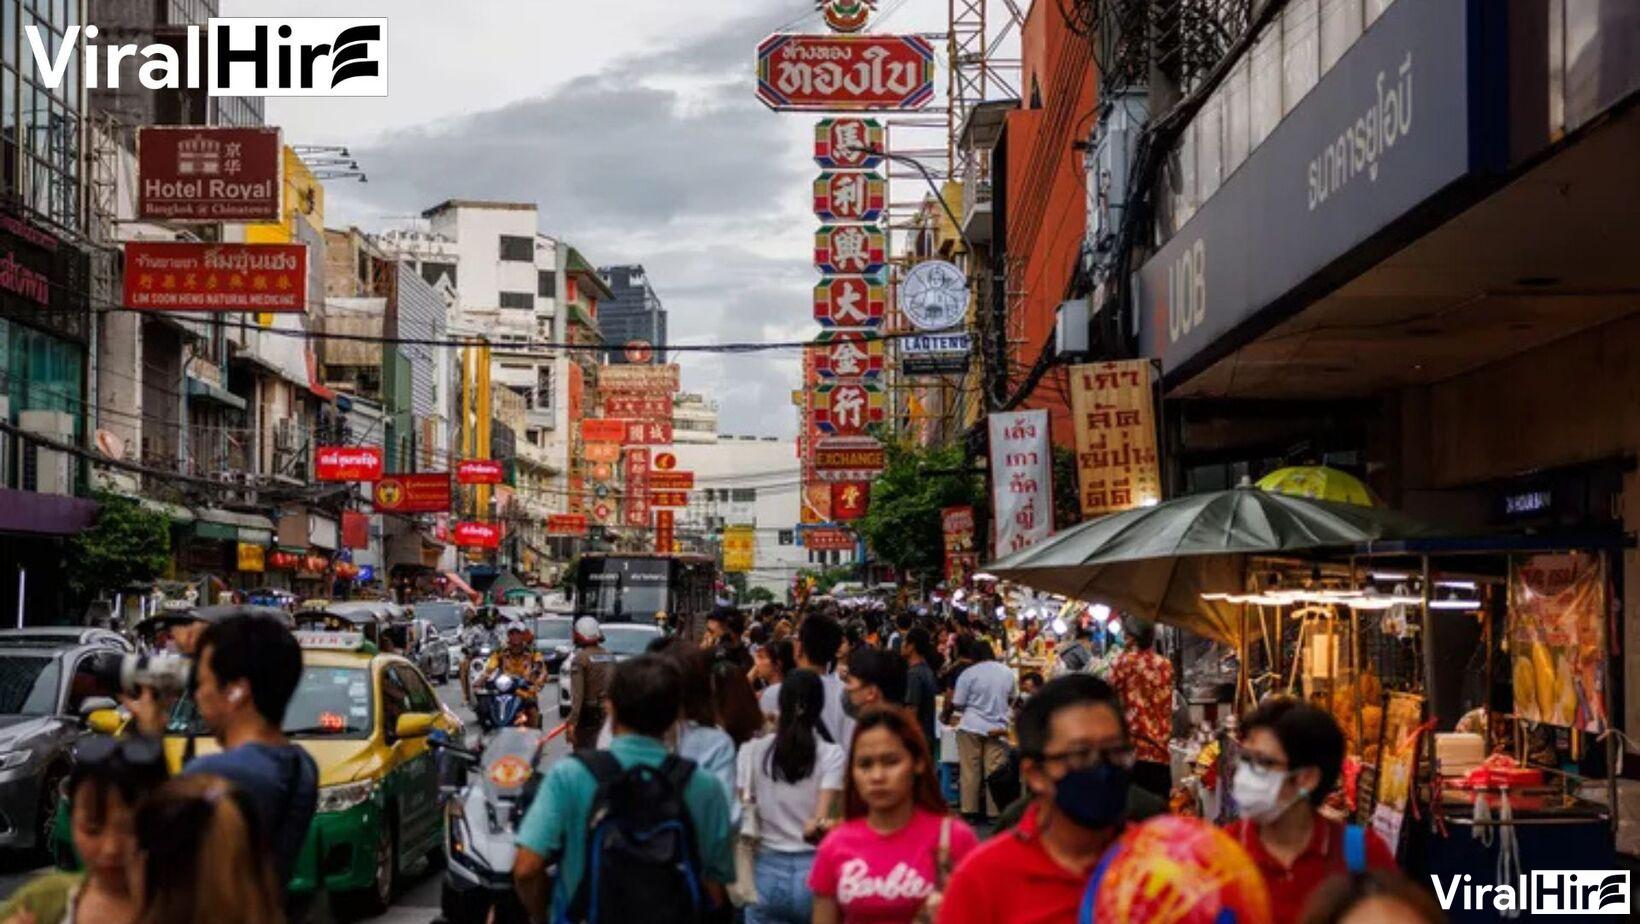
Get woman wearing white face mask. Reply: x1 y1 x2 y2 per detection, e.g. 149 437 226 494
1225 700 1397 924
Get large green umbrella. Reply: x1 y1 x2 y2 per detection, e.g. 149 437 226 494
987 487 1435 644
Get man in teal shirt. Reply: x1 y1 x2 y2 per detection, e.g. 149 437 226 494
513 654 734 922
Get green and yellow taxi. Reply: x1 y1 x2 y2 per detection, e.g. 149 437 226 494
131 632 464 912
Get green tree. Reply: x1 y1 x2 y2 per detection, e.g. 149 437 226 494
854 441 985 576
745 586 776 605
69 493 173 600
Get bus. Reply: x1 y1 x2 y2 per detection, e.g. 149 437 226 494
572 553 717 640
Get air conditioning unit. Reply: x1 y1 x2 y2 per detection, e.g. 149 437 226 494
19 410 76 496
274 420 299 452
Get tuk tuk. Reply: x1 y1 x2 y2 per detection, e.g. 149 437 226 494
295 601 396 648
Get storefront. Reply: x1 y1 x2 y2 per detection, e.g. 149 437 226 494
1134 0 1640 743
174 508 277 602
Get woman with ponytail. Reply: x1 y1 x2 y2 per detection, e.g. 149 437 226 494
735 669 845 924
131 775 284 924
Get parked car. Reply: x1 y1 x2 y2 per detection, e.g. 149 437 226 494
415 600 474 637
531 616 575 677
0 628 132 855
557 623 663 719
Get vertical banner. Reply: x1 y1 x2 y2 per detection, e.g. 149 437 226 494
1509 553 1609 731
941 506 978 586
655 509 675 553
624 448 652 528
987 410 1052 559
723 525 756 573
1069 361 1163 516
1371 692 1425 851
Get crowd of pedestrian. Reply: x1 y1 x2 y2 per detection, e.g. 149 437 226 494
507 599 1443 924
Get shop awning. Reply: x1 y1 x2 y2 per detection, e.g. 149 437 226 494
0 489 98 536
137 497 194 524
191 508 276 545
185 377 248 411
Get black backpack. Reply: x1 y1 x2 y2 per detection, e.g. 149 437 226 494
566 751 708 924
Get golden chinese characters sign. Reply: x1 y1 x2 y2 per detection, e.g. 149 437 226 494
723 526 756 573
1069 361 1161 516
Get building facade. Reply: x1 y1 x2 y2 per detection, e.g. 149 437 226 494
596 264 667 364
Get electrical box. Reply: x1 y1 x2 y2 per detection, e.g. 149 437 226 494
1056 298 1091 356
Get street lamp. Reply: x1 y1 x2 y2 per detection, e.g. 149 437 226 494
854 146 974 255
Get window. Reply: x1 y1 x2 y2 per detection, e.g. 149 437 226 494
499 291 534 311
499 235 534 262
393 665 439 712
380 666 410 732
537 366 556 413
420 261 456 289
538 271 556 298
731 488 756 503
778 529 794 546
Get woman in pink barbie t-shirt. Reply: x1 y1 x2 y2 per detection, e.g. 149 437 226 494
810 707 978 924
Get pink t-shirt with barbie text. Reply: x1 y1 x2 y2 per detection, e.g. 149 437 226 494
809 809 979 924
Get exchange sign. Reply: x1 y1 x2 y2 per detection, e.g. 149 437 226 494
814 118 884 169
814 225 886 276
814 436 885 481
813 330 884 380
756 34 936 111
813 275 886 328
123 242 306 313
373 473 452 514
813 381 884 436
137 127 283 222
814 171 886 223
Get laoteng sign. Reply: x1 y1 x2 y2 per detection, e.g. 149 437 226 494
756 34 936 112
1136 0 1474 378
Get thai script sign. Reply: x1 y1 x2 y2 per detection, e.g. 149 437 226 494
456 459 506 485
988 410 1052 558
123 241 306 312
756 34 935 111
314 446 382 482
373 473 452 514
1069 361 1162 516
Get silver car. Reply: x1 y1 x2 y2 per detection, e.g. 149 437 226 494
556 623 663 719
0 629 133 853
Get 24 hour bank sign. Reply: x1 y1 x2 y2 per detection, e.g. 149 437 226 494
25 18 387 97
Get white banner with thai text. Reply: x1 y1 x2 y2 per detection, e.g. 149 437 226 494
988 410 1052 559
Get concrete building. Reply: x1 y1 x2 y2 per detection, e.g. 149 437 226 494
596 264 667 364
673 393 719 445
668 433 811 599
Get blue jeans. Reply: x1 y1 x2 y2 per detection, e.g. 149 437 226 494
745 849 816 924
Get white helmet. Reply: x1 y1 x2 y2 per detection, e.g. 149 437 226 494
573 616 603 643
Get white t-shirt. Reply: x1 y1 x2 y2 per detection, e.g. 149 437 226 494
820 670 855 753
736 732 845 853
760 682 781 719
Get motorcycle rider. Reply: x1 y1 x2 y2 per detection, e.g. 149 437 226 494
459 608 499 706
565 617 616 748
478 621 548 727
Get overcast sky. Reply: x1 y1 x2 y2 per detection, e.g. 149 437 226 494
223 0 952 438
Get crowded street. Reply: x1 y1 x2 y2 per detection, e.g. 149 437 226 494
5 1 1640 923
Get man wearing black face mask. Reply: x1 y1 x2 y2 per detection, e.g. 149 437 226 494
936 675 1141 924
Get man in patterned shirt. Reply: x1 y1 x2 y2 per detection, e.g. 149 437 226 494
1109 619 1174 799
479 621 549 727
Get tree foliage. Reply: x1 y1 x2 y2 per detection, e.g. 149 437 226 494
69 493 173 599
854 441 985 576
744 586 776 605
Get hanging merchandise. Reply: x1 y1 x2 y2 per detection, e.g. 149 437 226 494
1509 552 1608 732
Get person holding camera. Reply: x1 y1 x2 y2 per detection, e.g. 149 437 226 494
128 615 318 890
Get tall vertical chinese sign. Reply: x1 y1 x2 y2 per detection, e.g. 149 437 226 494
941 506 978 586
1068 361 1162 516
988 410 1052 558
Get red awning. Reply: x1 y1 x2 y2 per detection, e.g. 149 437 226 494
444 571 481 604
306 349 337 401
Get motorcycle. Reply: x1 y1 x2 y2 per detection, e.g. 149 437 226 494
474 674 538 733
431 727 545 924
461 635 495 707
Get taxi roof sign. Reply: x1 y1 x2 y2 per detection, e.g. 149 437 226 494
294 630 369 652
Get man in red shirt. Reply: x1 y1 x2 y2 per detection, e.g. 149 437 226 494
1108 619 1174 799
936 675 1133 924
1224 699 1397 924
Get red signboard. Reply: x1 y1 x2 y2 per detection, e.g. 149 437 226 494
624 449 651 527
813 276 887 328
604 394 672 418
624 340 654 363
756 34 936 111
655 509 675 553
650 491 689 508
654 452 678 471
456 459 505 485
814 225 887 277
805 528 857 551
814 118 885 169
315 446 383 482
813 381 885 436
831 481 869 521
123 242 307 313
813 330 885 379
651 471 696 490
622 420 674 446
137 126 283 222
582 419 627 443
373 473 452 514
814 436 885 481
585 442 621 464
546 514 588 537
341 511 371 550
814 171 886 223
598 364 681 392
454 521 502 549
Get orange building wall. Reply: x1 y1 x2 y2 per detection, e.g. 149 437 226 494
1004 2 1097 445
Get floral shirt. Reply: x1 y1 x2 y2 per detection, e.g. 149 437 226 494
1110 648 1173 764
483 648 548 699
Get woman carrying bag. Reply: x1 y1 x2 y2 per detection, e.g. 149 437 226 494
734 669 845 924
